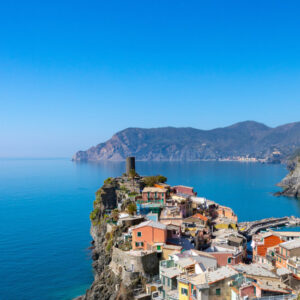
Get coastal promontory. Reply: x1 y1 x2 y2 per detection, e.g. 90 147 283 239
72 121 300 163
277 155 300 198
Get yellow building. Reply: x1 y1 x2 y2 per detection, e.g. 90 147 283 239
178 278 189 300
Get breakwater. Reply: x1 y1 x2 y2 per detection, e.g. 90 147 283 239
239 216 300 237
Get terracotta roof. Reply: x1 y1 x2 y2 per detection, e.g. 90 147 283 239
192 213 209 222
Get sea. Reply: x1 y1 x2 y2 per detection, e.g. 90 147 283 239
0 158 300 300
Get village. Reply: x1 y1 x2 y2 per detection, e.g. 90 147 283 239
93 157 300 300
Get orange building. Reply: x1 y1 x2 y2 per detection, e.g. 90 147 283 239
252 233 283 264
216 205 238 223
131 220 167 251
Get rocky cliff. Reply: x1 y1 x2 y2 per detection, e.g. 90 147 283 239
277 155 300 199
72 121 300 162
75 176 149 300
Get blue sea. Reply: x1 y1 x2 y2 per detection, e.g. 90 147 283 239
1 159 300 300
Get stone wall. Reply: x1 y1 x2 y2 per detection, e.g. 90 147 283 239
111 247 159 276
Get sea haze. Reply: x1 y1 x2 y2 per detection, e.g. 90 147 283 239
0 159 299 300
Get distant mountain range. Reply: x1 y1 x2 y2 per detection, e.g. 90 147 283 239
72 121 300 162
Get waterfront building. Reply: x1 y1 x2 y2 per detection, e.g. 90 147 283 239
232 263 279 280
160 206 183 227
172 249 217 271
271 230 300 242
160 259 181 298
167 224 181 239
275 239 300 269
230 276 293 299
216 205 238 223
171 194 193 218
141 187 167 204
252 232 283 264
130 220 167 251
177 266 238 300
287 256 300 278
173 185 197 196
204 244 243 267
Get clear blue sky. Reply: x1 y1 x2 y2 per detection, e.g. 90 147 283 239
1 1 300 157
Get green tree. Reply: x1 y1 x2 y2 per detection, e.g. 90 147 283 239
143 175 168 187
127 202 137 215
111 209 119 222
156 175 167 183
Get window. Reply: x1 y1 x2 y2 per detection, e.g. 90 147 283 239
163 276 165 285
157 245 161 250
168 278 170 287
181 288 188 295
137 232 142 237
228 257 232 264
216 288 221 296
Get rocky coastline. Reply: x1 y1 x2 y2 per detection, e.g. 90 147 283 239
276 155 300 199
75 175 150 300
72 121 300 163
76 156 300 300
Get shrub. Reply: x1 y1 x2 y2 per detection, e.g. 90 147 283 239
106 239 113 252
105 232 112 240
104 177 113 185
127 202 137 215
143 175 168 187
111 209 119 222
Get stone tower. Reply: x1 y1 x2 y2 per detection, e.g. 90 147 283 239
126 156 136 175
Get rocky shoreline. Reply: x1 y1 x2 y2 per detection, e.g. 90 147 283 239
76 156 300 300
276 155 300 198
75 175 149 300
72 121 300 163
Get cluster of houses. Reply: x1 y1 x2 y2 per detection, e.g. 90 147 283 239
106 160 300 300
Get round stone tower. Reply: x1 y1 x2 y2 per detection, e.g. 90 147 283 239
126 156 136 175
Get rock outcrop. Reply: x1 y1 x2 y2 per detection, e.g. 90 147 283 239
277 155 300 198
72 121 300 162
75 175 150 300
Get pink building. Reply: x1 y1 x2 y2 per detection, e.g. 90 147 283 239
173 185 197 196
141 187 167 204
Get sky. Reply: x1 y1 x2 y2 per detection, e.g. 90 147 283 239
1 0 300 158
